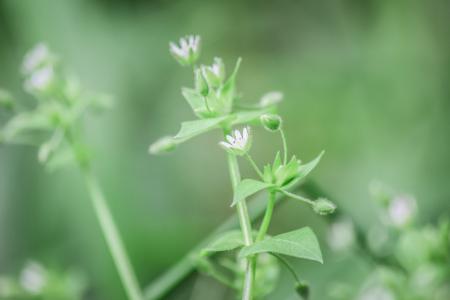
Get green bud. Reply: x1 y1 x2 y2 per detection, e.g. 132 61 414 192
313 198 336 215
295 281 310 300
0 89 14 110
201 57 225 88
149 136 177 154
194 68 209 96
260 113 282 131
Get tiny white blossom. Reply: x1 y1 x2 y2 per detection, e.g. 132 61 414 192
358 286 394 300
259 91 284 107
219 127 252 156
169 35 200 66
388 195 416 227
22 43 51 74
19 261 47 295
24 66 55 93
327 218 355 251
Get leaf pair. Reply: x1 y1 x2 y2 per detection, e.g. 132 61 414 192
202 227 323 264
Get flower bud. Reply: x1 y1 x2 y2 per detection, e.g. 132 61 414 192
260 113 282 131
22 43 53 75
295 281 310 300
201 57 225 88
313 198 336 215
194 68 209 96
24 66 56 95
259 91 283 107
149 136 177 154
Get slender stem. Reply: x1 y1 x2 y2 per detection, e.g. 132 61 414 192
83 170 143 300
226 146 255 300
280 129 288 165
256 190 276 242
66 129 143 300
279 189 314 205
245 153 264 180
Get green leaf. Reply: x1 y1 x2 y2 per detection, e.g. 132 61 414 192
232 179 273 207
44 146 75 172
181 87 205 115
1 112 52 142
219 58 241 111
173 116 228 143
284 151 324 189
201 230 244 256
231 109 270 126
239 227 323 263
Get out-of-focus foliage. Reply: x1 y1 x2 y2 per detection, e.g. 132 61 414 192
0 0 449 299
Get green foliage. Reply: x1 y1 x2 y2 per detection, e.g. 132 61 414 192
231 179 273 207
201 230 245 255
239 227 323 263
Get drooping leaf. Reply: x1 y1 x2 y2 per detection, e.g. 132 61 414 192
232 179 273 207
239 227 323 263
201 230 244 256
173 116 228 143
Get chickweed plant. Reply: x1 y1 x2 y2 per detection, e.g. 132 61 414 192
0 44 143 300
149 35 337 300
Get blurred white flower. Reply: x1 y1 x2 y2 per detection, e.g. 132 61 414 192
201 57 225 87
24 66 55 93
169 35 200 66
388 195 416 227
219 127 252 156
19 261 47 295
358 286 394 300
22 43 51 74
259 91 283 107
327 218 355 251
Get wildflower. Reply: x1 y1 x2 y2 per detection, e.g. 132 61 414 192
24 66 55 94
260 113 282 131
19 261 47 295
259 91 283 107
312 198 336 215
169 35 200 66
219 127 252 156
22 43 51 74
388 195 416 227
201 57 225 88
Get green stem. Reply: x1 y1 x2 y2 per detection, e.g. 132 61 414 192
245 153 264 180
226 148 255 300
256 190 276 242
280 129 288 165
279 189 314 205
83 170 143 300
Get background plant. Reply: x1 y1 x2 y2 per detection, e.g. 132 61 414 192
149 35 336 300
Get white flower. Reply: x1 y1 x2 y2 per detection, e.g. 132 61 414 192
388 195 416 227
327 218 355 251
19 261 47 295
24 66 55 93
219 127 252 156
169 35 200 66
22 43 51 74
259 91 283 107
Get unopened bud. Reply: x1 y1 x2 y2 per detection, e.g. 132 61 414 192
295 281 310 300
149 136 176 154
194 68 209 96
313 198 336 215
260 113 282 131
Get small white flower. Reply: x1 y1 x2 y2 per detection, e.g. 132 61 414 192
259 91 283 107
219 127 252 156
19 261 47 295
22 43 51 74
388 195 416 227
24 66 55 93
327 218 355 251
169 35 200 66
201 57 225 87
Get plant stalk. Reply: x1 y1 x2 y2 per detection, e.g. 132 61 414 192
256 190 276 242
226 152 255 300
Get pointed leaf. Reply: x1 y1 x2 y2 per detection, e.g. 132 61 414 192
232 179 273 207
201 230 244 256
272 151 282 171
231 109 270 126
298 151 324 178
239 227 323 263
174 116 228 143
181 87 205 114
219 58 241 111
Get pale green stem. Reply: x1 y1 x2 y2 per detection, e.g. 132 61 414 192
256 190 276 242
245 153 264 180
279 189 314 205
280 129 288 165
83 170 143 300
226 151 255 300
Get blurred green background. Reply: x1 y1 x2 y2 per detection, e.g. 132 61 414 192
0 0 449 299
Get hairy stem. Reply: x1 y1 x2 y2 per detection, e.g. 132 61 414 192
227 152 255 300
279 189 314 205
280 129 288 165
